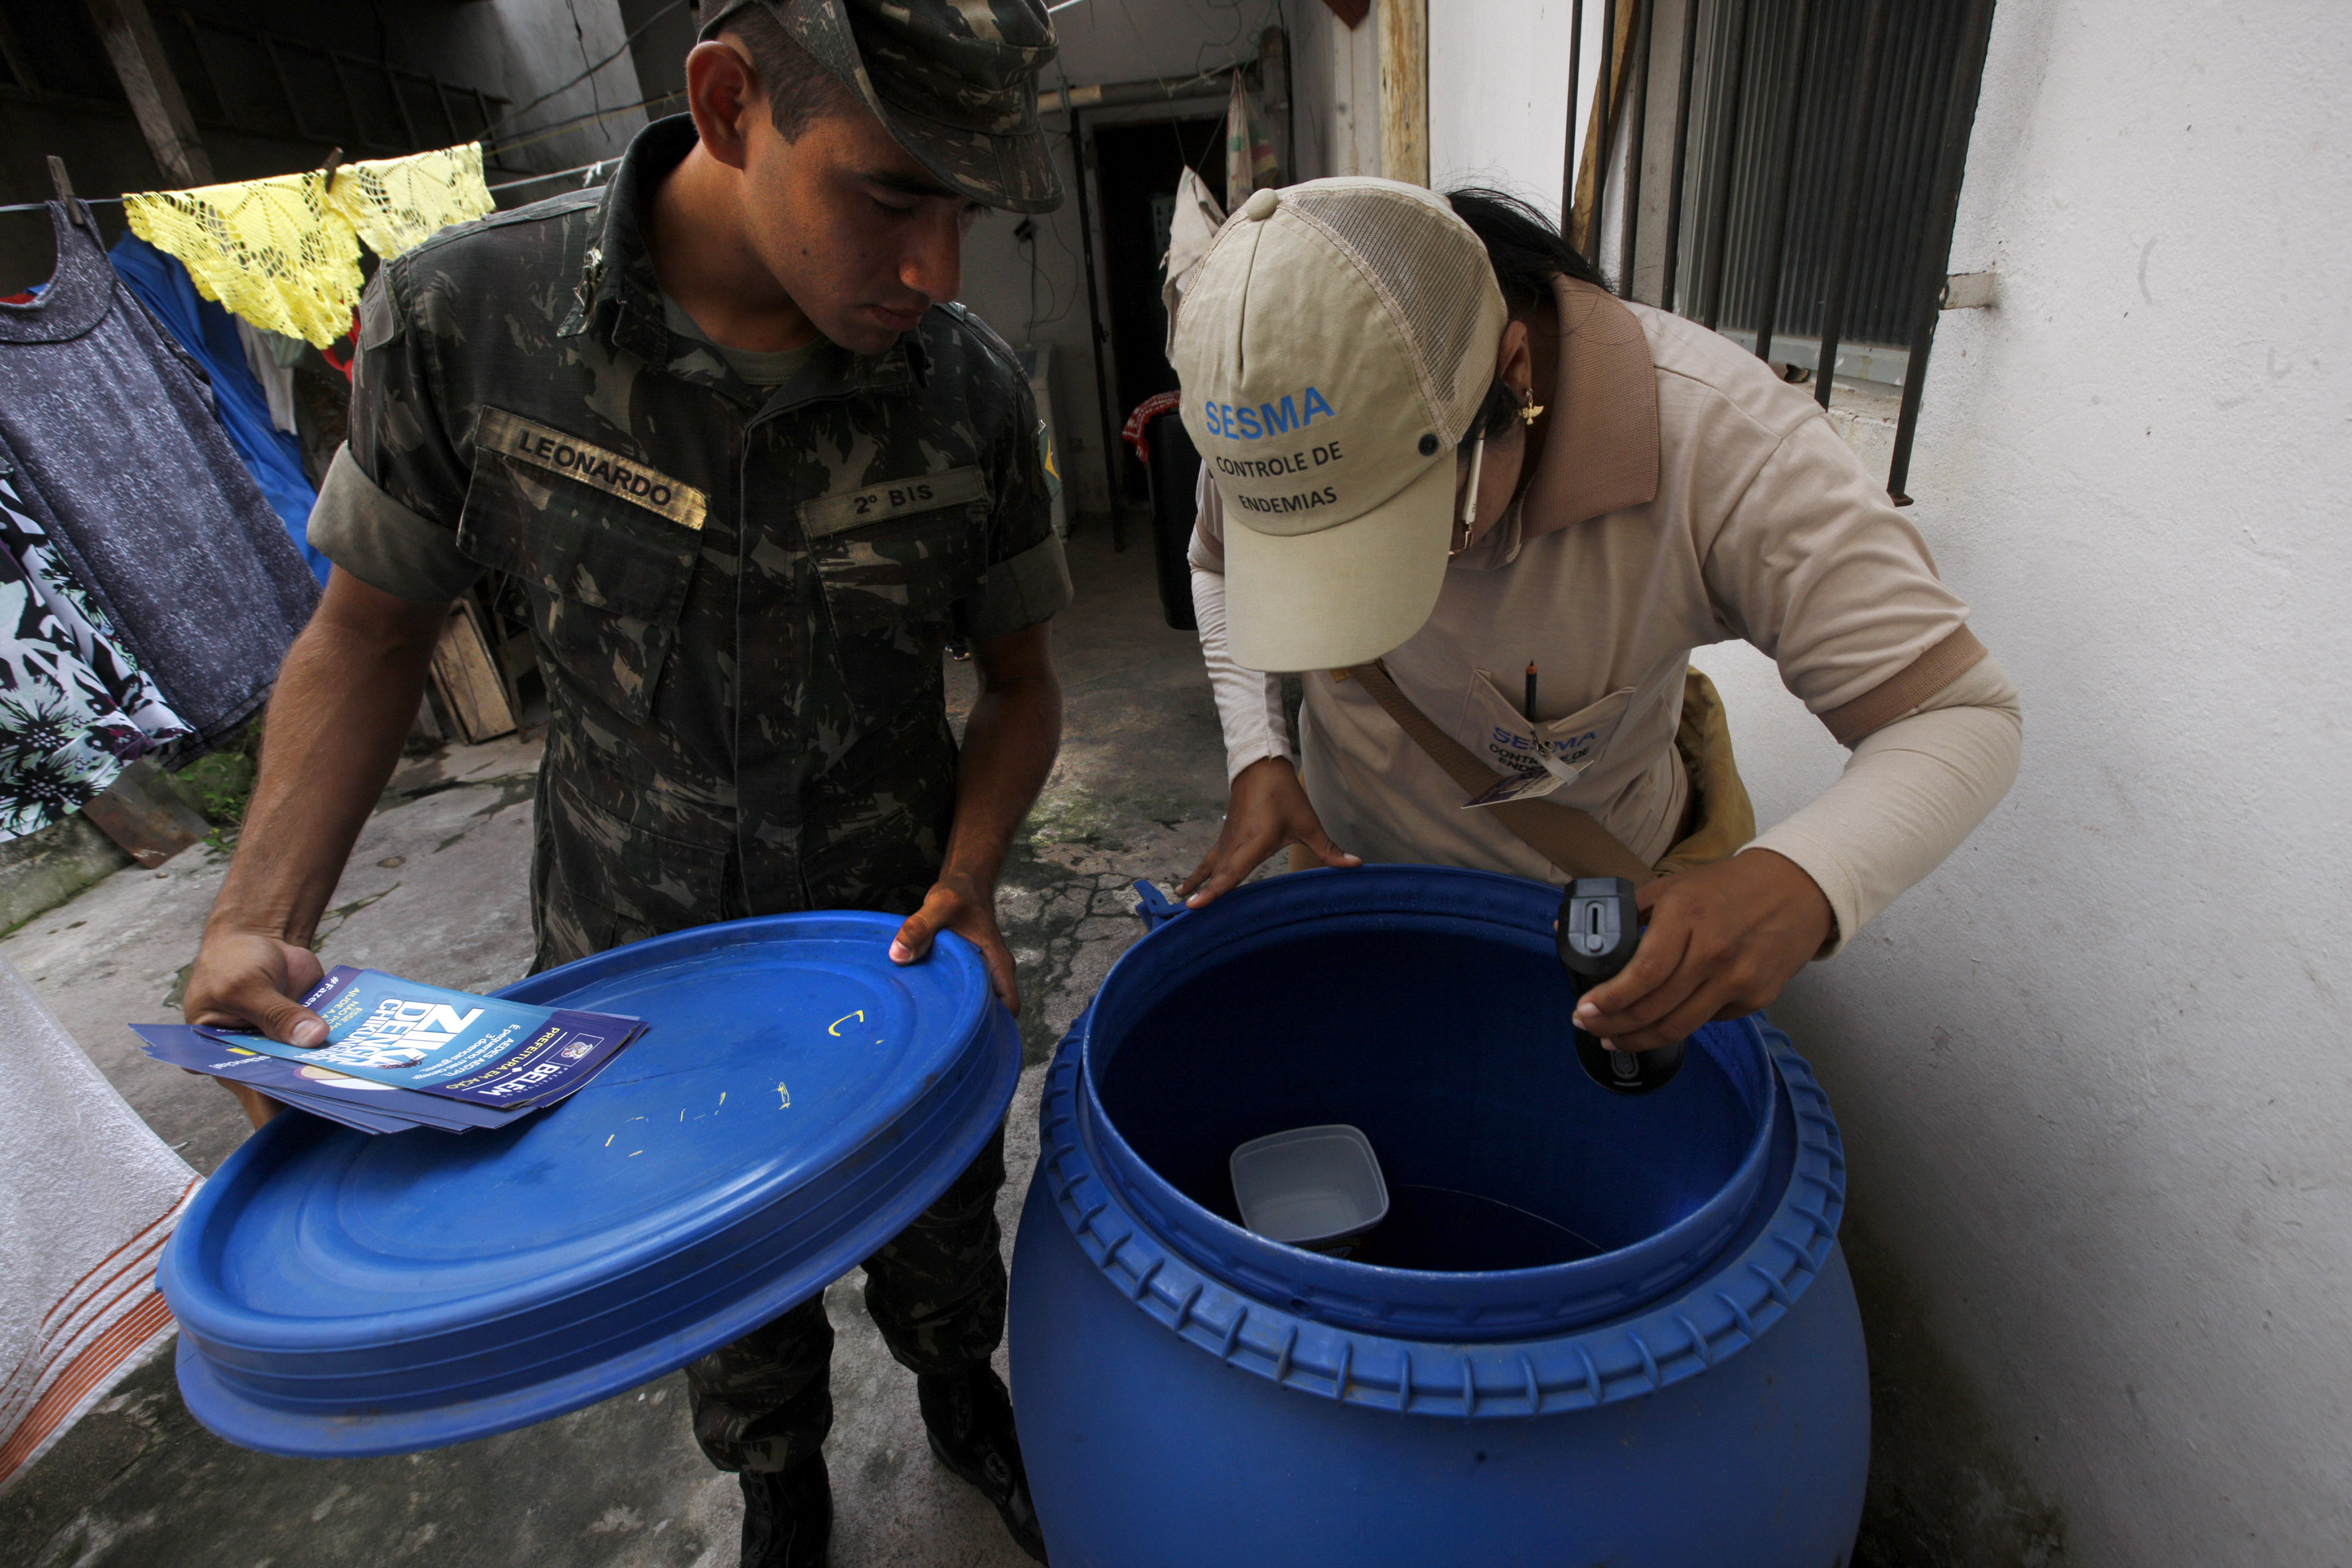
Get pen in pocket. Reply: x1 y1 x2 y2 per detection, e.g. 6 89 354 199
1524 661 1538 721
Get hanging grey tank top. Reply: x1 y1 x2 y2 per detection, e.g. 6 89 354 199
0 201 319 747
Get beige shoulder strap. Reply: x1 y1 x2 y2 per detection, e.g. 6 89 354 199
1346 661 1656 886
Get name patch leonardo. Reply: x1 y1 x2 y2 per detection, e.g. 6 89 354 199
800 466 988 540
478 408 707 531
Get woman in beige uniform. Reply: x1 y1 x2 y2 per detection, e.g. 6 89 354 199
1174 180 2020 1056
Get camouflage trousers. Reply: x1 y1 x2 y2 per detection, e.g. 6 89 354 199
684 1125 1009 1474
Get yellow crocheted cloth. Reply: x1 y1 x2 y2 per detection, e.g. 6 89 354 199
123 144 496 348
125 170 360 348
328 144 497 262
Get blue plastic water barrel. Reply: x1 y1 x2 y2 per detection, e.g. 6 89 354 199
161 912 1020 1457
1007 866 1868 1566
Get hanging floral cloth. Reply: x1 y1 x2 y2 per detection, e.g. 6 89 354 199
121 144 497 348
0 469 189 841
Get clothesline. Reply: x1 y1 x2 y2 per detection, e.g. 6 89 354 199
485 158 621 193
0 157 619 218
0 72 686 219
481 89 686 159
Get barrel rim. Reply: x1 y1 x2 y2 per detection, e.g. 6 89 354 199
1031 868 1848 1417
1037 1023 1844 1417
1077 867 1783 1337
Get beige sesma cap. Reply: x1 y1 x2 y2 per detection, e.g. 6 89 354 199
1172 177 1507 672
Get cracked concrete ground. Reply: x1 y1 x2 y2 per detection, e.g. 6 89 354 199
3 524 1249 1568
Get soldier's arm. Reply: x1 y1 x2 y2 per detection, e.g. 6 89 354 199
183 570 449 1127
185 262 475 1128
889 325 1069 1010
888 622 1061 1014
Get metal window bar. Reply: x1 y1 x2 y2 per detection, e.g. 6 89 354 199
1064 104 1123 551
1591 0 1616 262
431 78 464 147
1885 0 1997 503
1748 0 1816 364
260 35 310 143
386 64 424 150
1812 0 1889 410
176 11 505 158
1693 0 1753 329
1616 0 1655 298
1599 0 1994 501
327 52 367 145
1658 0 1703 310
1561 0 1583 226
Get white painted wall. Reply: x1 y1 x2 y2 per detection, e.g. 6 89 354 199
1291 0 1379 180
1427 0 1605 218
1723 1 2352 1559
1413 1 2352 1562
426 0 647 174
958 1 1263 516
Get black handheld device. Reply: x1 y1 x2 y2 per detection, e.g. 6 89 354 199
1556 876 1686 1095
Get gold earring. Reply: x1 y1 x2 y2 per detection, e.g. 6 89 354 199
1518 391 1544 426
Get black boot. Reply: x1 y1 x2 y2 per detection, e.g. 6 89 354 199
917 1366 1048 1563
738 1458 831 1568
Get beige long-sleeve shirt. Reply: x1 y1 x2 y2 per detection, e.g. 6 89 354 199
1190 277 2021 950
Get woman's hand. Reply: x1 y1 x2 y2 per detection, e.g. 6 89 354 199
1178 757 1361 908
1571 849 1834 1052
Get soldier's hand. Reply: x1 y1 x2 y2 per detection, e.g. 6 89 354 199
890 876 1021 1015
1178 756 1360 909
183 927 331 1129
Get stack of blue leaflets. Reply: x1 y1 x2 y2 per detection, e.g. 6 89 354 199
132 965 647 1135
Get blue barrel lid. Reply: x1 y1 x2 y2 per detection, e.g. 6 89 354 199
161 912 1020 1458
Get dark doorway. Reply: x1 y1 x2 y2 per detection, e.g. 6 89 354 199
1089 114 1223 502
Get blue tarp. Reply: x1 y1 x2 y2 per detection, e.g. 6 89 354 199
106 234 330 586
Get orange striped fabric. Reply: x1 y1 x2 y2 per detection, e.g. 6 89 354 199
0 1178 197 1490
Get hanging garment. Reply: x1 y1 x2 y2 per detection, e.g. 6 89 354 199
1225 72 1277 202
238 320 303 435
1160 165 1226 358
122 144 495 348
108 233 327 586
0 954 198 1492
0 202 320 749
0 469 189 840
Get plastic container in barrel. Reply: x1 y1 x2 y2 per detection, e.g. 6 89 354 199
1142 408 1200 631
159 912 1019 1456
1008 866 1868 1565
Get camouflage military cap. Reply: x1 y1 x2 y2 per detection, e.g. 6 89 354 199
702 0 1063 213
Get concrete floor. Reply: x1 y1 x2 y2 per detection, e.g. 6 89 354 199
2 522 1242 1568
1 519 2001 1568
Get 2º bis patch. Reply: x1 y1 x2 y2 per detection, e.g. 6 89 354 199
799 467 988 541
477 408 708 531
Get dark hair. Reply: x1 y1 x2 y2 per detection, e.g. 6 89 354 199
1443 187 1614 442
1444 187 1612 314
723 9 862 141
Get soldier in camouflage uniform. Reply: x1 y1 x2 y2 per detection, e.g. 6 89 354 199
183 3 1070 1563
